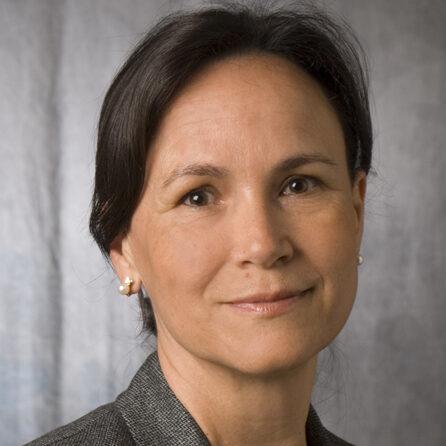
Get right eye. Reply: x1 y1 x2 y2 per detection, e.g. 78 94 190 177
179 187 214 208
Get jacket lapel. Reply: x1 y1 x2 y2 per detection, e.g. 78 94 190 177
115 350 348 446
115 350 210 445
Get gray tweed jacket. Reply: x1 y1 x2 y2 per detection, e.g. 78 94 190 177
24 350 353 445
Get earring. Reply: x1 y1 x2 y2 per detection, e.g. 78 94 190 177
357 254 364 265
118 276 134 296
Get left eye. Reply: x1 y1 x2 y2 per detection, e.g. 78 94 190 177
282 175 320 195
179 176 320 208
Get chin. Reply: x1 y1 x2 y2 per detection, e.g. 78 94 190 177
220 337 319 378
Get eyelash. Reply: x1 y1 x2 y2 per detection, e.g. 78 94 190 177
178 175 322 208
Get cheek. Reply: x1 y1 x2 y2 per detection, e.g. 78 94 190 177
298 200 358 319
321 205 359 328
301 198 357 269
133 218 218 320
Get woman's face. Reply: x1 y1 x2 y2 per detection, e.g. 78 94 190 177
112 53 367 375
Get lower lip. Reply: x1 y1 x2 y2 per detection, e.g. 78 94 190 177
228 289 312 316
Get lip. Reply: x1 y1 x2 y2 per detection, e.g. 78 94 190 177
226 288 313 316
229 289 307 304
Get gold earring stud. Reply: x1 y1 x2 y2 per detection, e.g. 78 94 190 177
118 276 134 296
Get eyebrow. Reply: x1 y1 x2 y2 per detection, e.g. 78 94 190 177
161 153 338 190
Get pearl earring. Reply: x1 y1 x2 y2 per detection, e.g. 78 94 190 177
118 276 134 296
357 254 364 265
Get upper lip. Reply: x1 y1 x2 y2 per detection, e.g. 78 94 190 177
229 288 308 304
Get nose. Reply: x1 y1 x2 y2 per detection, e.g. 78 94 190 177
230 192 294 269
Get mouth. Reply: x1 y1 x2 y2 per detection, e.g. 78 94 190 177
226 287 314 316
229 287 310 304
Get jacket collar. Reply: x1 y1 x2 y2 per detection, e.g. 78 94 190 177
115 350 341 446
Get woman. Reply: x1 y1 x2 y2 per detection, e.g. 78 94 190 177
25 1 371 445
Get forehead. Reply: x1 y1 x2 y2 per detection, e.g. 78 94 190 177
146 52 345 179
161 52 333 127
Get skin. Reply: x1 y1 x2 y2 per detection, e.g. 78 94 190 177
110 52 367 446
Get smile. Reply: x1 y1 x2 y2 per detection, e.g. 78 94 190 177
226 288 313 316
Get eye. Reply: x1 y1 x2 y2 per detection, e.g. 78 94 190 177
281 175 321 196
179 187 214 208
179 176 321 209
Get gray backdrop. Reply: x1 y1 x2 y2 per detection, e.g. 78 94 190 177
1 1 445 445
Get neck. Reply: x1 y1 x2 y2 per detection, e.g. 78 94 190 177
157 337 317 446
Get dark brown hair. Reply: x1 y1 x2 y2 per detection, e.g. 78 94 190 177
89 0 373 339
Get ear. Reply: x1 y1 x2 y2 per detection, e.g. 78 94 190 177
109 232 142 294
352 169 367 249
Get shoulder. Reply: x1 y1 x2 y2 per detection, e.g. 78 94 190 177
23 402 134 446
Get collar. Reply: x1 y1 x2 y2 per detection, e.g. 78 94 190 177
115 350 345 446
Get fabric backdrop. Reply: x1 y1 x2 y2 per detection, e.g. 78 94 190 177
1 1 445 445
